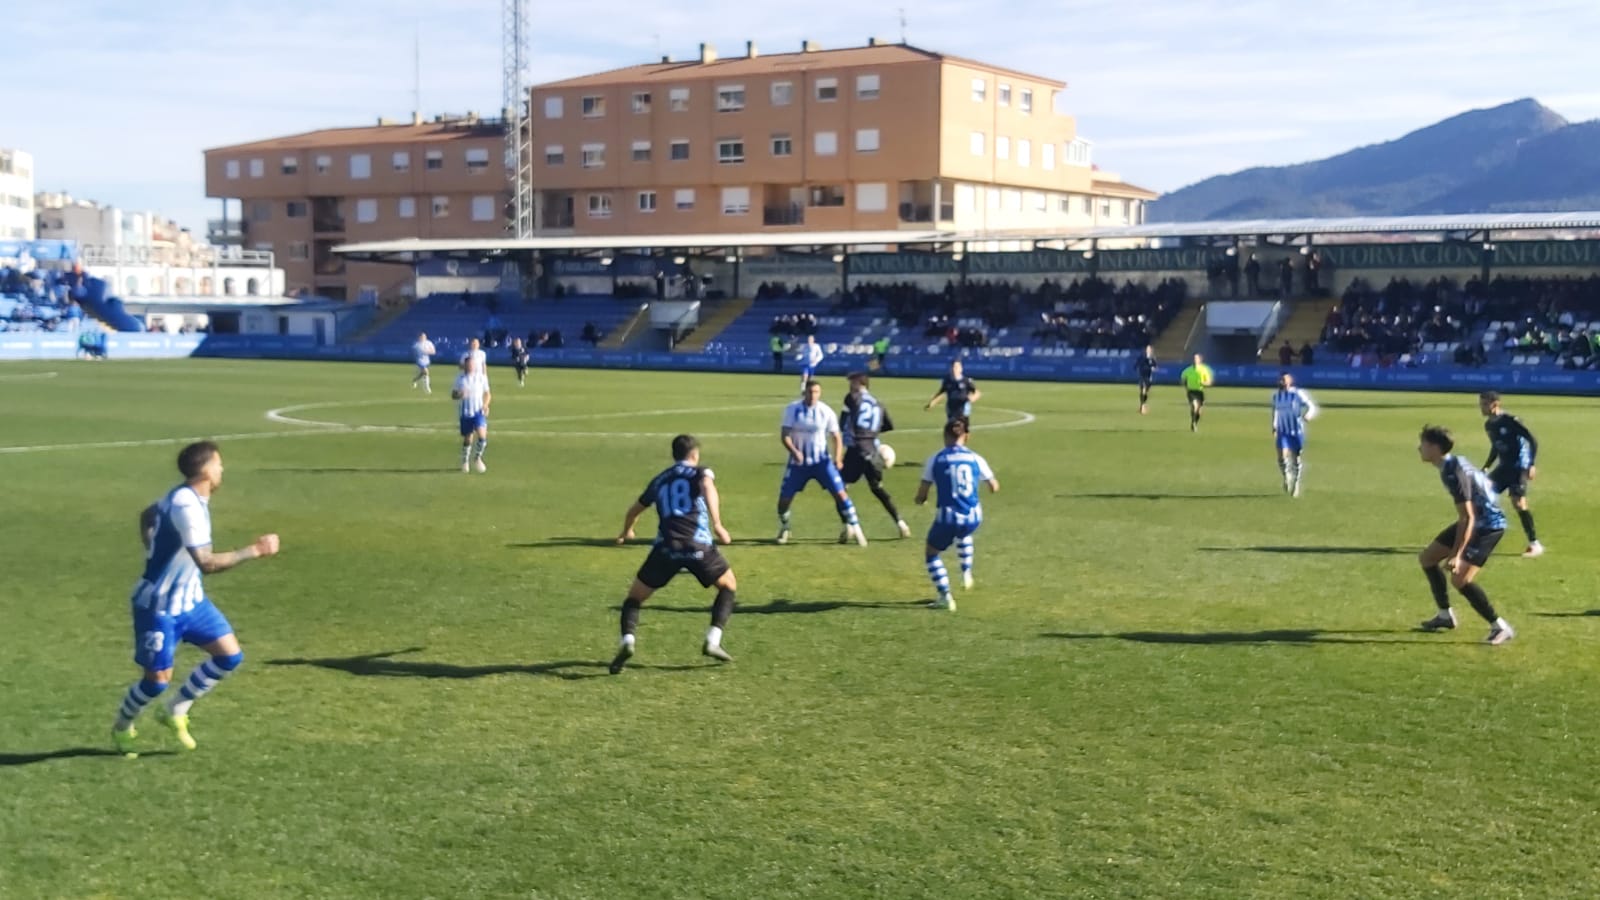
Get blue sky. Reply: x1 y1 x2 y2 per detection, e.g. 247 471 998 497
4 0 1598 234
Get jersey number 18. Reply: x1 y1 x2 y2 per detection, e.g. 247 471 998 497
657 479 693 516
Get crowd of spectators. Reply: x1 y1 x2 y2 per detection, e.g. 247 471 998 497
769 311 818 337
1321 274 1600 368
1 264 89 332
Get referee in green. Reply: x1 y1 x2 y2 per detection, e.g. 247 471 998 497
1178 353 1214 432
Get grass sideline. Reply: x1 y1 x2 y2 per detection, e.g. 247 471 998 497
2 359 1597 898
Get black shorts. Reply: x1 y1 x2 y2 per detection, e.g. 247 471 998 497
1139 377 1153 393
1490 466 1530 499
635 544 730 590
1431 524 1504 568
1187 389 1206 405
840 445 884 485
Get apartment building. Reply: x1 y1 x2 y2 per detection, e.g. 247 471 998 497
528 40 1156 238
0 148 35 240
204 116 507 300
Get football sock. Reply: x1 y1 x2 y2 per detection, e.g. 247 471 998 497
706 626 723 647
473 437 487 461
620 598 642 639
1458 582 1499 624
778 508 792 530
868 483 900 521
116 679 167 729
460 444 471 465
836 498 860 526
926 554 950 595
169 652 243 717
1423 566 1451 610
711 587 735 629
956 535 975 574
1517 509 1537 543
1292 458 1303 481
1278 457 1289 478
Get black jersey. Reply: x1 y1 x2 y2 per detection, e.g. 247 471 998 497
1483 413 1536 471
1135 354 1157 381
638 464 714 554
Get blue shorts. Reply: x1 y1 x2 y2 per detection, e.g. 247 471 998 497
1276 433 1304 454
781 460 846 497
801 365 817 381
459 412 487 436
131 599 234 671
927 519 980 551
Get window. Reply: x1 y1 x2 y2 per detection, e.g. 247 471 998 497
1017 139 1031 167
771 134 793 157
632 91 652 114
425 150 444 170
356 199 378 223
970 131 985 156
771 81 794 106
587 194 612 218
1059 196 1072 213
631 140 652 162
350 154 371 179
315 155 332 174
996 136 1010 160
288 242 310 261
581 95 605 117
971 77 986 101
580 144 605 168
1081 195 1093 215
1099 199 1112 218
249 201 271 222
544 96 564 118
398 197 417 219
286 201 308 218
855 128 880 152
956 183 977 212
669 87 689 111
717 139 745 164
638 191 657 212
248 158 264 178
674 188 695 211
392 151 410 172
998 83 1012 106
1020 88 1033 113
670 140 690 161
1028 191 1046 212
281 156 299 175
717 85 746 111
855 183 888 213
471 196 496 221
1067 138 1092 167
431 196 449 218
720 187 751 215
856 74 880 100
224 160 240 179
815 78 838 101
1042 142 1056 171
545 145 565 165
814 131 838 156
466 148 490 173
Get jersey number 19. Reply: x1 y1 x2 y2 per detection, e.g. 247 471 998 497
948 466 975 498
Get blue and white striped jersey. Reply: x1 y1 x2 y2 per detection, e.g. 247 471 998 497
1271 387 1317 437
455 372 490 418
132 485 211 616
412 340 435 364
921 446 995 526
782 400 840 465
799 342 824 368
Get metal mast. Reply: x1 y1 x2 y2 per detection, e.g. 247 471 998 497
502 0 533 237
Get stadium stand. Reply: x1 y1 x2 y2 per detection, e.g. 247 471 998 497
362 293 645 359
0 264 96 333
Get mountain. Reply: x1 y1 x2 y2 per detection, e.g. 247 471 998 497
1148 99 1594 221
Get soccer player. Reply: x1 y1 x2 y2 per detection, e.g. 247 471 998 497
1135 345 1157 414
777 380 867 546
111 441 281 758
1415 425 1515 645
840 372 911 538
1271 372 1318 497
509 338 530 387
462 337 489 381
1479 391 1543 558
924 359 980 425
411 332 436 393
611 434 737 674
452 358 491 473
798 334 824 389
1178 353 1214 432
915 419 1000 611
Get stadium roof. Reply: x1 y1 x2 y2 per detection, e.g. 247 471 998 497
335 230 958 260
1045 211 1600 242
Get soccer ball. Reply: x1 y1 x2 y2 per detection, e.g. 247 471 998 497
878 443 897 468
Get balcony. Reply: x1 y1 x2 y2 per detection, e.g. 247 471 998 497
313 216 346 234
207 218 245 245
898 203 933 223
764 205 805 226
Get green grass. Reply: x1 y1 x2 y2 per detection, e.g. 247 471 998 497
2 359 1597 899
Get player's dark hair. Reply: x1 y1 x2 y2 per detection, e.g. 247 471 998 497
804 380 821 392
672 434 699 461
847 371 869 386
177 441 219 478
1419 425 1454 453
944 419 968 441
1479 390 1501 403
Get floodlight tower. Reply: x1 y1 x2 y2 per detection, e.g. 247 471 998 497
503 0 533 237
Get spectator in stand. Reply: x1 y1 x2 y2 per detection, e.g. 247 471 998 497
581 322 600 346
1305 251 1323 295
1279 258 1294 297
1299 342 1315 366
1226 253 1242 298
1278 341 1295 366
1245 254 1263 297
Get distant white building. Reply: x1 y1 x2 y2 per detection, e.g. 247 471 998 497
0 149 34 240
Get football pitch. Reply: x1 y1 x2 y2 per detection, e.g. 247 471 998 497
2 359 1597 899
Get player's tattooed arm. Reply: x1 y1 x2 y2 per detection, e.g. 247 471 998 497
188 534 281 573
